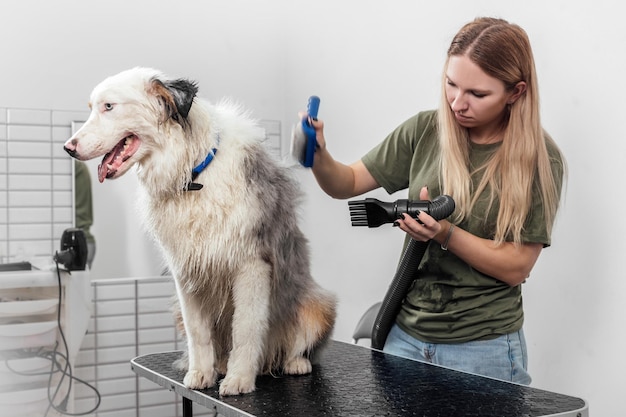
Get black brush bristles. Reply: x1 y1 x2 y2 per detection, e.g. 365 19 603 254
348 199 393 227
347 200 370 227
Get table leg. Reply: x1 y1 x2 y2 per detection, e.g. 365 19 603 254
183 396 193 417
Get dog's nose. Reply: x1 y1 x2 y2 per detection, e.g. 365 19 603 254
64 146 78 158
64 139 79 158
63 141 78 158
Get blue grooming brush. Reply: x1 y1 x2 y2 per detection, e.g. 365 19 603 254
291 96 320 168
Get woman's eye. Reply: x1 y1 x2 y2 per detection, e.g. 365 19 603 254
104 103 114 111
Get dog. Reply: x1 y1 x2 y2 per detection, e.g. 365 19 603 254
63 67 337 396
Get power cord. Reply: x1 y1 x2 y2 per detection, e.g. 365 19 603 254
5 263 101 417
2 260 102 416
44 258 101 416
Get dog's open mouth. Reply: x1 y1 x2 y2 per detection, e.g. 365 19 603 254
97 134 140 182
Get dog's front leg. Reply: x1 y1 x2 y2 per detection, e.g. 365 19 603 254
175 279 218 390
219 259 271 396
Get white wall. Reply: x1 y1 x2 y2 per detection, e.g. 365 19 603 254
1 0 289 278
2 0 624 414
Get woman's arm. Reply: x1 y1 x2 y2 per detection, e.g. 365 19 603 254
395 186 543 286
309 118 380 199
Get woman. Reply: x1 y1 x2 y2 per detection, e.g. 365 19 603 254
308 17 566 384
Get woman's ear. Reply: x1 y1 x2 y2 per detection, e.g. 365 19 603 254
508 81 527 104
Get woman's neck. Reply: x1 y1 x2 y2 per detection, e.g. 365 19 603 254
469 124 505 145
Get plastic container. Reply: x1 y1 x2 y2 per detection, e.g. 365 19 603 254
0 299 58 318
0 321 57 351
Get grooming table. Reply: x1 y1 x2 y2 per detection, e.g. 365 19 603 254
131 340 588 417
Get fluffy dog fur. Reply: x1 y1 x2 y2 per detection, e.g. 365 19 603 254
64 67 337 396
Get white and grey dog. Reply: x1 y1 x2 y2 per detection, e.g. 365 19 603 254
64 67 337 396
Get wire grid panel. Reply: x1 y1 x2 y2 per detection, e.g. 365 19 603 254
258 119 281 158
74 277 216 417
0 108 88 263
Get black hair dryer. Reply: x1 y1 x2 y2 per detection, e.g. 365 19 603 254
53 228 88 271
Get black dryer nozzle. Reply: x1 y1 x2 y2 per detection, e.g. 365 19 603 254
348 195 455 227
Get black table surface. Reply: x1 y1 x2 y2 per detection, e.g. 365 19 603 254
131 340 588 417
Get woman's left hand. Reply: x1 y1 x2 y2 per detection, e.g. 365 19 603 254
394 186 446 242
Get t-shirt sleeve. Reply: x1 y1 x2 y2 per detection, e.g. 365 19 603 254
521 136 565 247
361 111 436 194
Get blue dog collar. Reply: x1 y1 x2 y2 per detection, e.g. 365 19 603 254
191 148 218 180
186 136 219 191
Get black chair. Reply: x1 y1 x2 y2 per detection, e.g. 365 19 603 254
351 302 381 344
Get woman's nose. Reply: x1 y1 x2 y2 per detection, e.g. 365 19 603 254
450 95 468 112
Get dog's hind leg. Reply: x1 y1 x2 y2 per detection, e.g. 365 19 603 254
283 289 337 375
174 279 219 390
283 336 313 375
219 258 271 396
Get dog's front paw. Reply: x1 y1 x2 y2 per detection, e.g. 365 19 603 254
283 356 312 375
219 373 256 396
183 369 217 389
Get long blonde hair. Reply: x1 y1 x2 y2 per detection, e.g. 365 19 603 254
438 17 564 245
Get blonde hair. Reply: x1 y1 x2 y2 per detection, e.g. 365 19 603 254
438 17 565 245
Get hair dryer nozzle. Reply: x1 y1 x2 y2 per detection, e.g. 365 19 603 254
348 195 455 227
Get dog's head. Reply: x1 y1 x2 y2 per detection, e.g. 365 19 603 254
63 67 198 182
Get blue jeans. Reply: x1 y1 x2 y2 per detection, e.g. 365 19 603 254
383 324 531 385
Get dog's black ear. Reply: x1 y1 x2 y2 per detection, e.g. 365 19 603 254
149 78 198 125
163 79 198 118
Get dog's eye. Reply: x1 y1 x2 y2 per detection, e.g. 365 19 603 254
103 103 114 111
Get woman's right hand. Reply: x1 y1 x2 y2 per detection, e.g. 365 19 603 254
309 117 327 153
298 111 327 152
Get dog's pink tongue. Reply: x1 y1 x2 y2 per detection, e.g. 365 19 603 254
96 135 139 183
97 151 117 183
97 162 109 183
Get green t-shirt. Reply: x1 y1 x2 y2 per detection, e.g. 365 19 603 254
362 110 564 343
74 161 95 245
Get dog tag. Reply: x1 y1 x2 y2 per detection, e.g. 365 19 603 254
185 182 204 191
